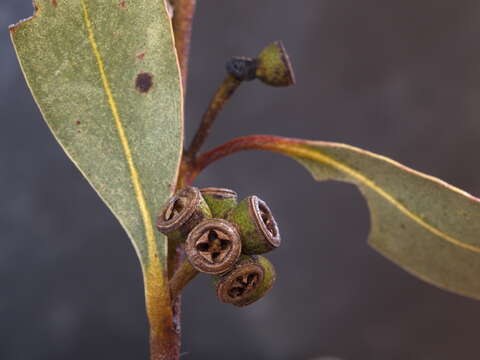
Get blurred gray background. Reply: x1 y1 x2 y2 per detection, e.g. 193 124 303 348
2 1 480 359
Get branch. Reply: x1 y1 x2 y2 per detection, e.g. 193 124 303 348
170 260 199 300
184 135 287 184
172 0 197 91
185 75 242 159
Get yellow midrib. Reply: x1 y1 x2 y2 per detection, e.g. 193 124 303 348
80 1 161 267
271 142 480 253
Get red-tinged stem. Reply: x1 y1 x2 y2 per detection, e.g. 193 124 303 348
185 75 242 159
157 2 197 360
183 135 299 185
172 0 197 92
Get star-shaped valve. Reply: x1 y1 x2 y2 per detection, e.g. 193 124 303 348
228 272 259 298
195 229 231 264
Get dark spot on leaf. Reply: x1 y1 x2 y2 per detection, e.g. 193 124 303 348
119 1 126 9
52 0 58 7
136 52 146 60
135 73 153 93
400 223 406 229
76 120 81 125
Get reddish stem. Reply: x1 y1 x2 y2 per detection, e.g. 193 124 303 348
186 75 242 159
172 0 197 92
184 135 295 185
156 2 197 360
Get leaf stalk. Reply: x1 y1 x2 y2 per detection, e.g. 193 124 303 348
170 260 199 299
183 135 289 185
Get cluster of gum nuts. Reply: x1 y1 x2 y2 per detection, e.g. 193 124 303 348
156 187 281 307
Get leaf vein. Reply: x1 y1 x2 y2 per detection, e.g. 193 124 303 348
275 143 480 253
80 0 159 264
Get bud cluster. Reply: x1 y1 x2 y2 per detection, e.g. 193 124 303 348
157 186 281 306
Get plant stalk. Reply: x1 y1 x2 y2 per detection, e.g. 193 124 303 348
184 135 295 185
172 0 197 92
186 74 242 159
149 1 197 360
144 262 180 360
170 260 199 299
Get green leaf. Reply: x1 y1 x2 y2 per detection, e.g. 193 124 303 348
10 0 182 335
250 136 480 299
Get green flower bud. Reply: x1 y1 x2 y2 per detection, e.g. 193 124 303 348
214 255 276 307
185 218 242 275
200 187 238 219
255 41 295 87
227 195 281 254
156 186 212 243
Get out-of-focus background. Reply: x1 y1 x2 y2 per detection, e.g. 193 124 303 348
2 1 480 359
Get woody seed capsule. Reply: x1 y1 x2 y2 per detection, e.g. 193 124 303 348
200 187 238 219
215 255 276 307
185 218 242 275
156 186 212 243
227 195 281 254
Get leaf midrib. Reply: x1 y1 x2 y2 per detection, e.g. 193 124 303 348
269 141 480 253
80 0 159 264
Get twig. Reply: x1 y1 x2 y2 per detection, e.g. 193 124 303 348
159 2 197 360
170 260 199 300
184 135 291 185
172 0 197 92
185 74 242 159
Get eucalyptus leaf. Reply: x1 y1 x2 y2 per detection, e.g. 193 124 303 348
249 136 480 299
10 0 182 331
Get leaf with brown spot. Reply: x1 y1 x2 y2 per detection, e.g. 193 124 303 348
10 0 183 353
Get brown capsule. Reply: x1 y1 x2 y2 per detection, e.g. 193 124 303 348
227 195 281 254
185 218 242 275
200 187 238 219
156 186 212 242
255 41 295 87
215 255 276 307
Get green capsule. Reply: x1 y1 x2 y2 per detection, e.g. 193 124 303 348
227 195 281 254
256 41 295 87
200 187 238 219
214 255 276 307
156 186 212 243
